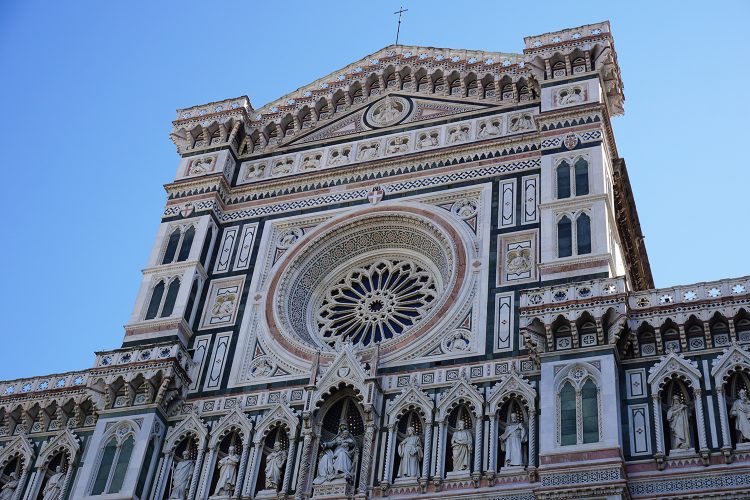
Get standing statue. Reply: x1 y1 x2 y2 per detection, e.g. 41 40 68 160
667 394 691 450
212 446 240 496
731 388 750 443
42 466 65 500
499 414 527 467
168 450 194 499
313 424 356 484
450 420 473 472
396 426 423 478
264 441 287 490
0 472 19 500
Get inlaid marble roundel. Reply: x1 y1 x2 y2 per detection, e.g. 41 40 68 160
364 96 409 128
268 207 468 356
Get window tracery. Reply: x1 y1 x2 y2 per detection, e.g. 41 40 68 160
556 212 592 258
555 364 601 446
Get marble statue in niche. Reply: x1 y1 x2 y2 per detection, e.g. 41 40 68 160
264 441 286 490
42 466 65 500
731 388 750 443
212 446 240 496
168 450 194 499
397 426 423 478
0 473 18 500
313 424 356 484
499 414 527 467
667 394 691 451
450 420 473 472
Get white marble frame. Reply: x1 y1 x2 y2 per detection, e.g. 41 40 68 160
0 434 34 500
485 370 537 473
711 343 750 451
647 352 707 457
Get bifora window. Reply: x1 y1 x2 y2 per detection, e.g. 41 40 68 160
556 158 589 199
316 258 438 347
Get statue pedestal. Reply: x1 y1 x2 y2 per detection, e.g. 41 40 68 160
392 476 420 485
498 464 525 475
313 478 352 499
255 488 279 499
445 470 471 480
668 448 696 458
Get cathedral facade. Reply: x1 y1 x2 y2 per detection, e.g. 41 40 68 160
2 21 750 500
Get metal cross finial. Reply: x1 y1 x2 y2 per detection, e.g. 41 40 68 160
394 6 408 45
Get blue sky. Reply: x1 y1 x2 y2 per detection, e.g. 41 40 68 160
0 1 747 379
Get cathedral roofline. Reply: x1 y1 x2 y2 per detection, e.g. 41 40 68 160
170 21 623 125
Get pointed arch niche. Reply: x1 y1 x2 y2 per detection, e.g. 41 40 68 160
486 370 537 474
647 352 708 462
712 343 750 454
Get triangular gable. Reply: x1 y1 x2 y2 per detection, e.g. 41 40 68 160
35 429 80 467
310 344 369 409
711 342 750 383
436 375 483 420
208 408 253 447
164 412 209 452
647 351 701 392
254 403 300 444
386 380 434 425
487 368 536 414
287 93 494 146
0 434 34 469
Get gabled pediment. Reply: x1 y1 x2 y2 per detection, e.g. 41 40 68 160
386 379 434 425
36 429 80 467
285 93 496 147
311 344 369 409
647 351 701 392
712 342 750 382
0 434 34 468
164 412 208 451
436 375 483 420
254 402 300 444
487 368 536 413
208 408 253 448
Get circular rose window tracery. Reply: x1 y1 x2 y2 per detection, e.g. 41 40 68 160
267 206 470 358
316 258 437 347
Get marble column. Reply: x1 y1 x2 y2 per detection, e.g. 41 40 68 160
13 465 31 500
473 417 482 474
433 421 445 479
716 387 731 449
487 415 497 473
197 446 217 500
382 424 396 484
20 468 39 500
694 388 708 452
188 446 205 500
59 464 75 500
153 452 171 500
234 443 251 498
358 421 376 494
652 394 664 455
281 438 297 493
421 422 432 480
241 444 262 498
527 410 537 468
294 428 313 500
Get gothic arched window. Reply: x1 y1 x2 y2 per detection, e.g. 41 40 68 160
574 158 589 196
144 281 165 320
160 278 181 318
162 228 181 264
557 216 572 258
556 160 571 199
576 213 591 255
177 226 195 262
581 379 599 443
560 382 576 445
557 369 601 446
161 225 196 265
92 434 134 495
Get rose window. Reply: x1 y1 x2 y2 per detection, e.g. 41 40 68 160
316 259 437 347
